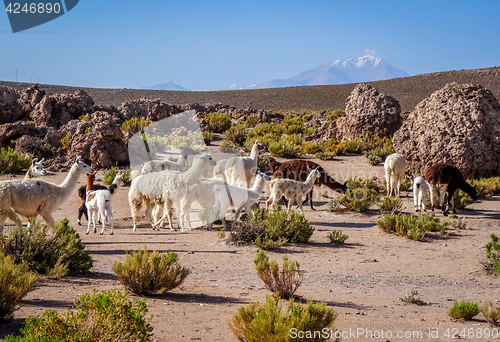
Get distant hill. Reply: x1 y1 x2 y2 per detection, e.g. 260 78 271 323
141 81 189 91
248 55 410 89
2 67 500 113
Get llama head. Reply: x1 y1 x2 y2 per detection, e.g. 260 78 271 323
31 158 47 177
75 156 95 175
256 171 272 182
255 140 267 152
113 172 125 184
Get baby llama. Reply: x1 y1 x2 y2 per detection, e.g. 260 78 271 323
209 171 272 230
266 167 321 214
413 176 431 212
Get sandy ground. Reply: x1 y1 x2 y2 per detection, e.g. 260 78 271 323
1 154 500 341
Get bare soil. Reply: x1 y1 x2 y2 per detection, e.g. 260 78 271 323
1 154 500 341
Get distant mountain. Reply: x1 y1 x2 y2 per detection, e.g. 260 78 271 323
248 55 410 89
141 81 189 91
228 83 246 90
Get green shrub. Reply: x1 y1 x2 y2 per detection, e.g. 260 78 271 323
229 208 315 250
112 247 190 295
315 151 337 161
79 115 90 121
120 117 152 133
378 196 403 214
103 166 132 186
0 251 38 320
60 133 71 150
0 147 32 174
222 124 247 145
346 176 381 191
377 213 448 241
336 187 380 213
3 289 153 342
485 234 500 274
254 250 303 298
202 130 214 144
301 141 321 155
229 294 337 342
328 229 348 244
204 112 232 133
400 178 411 191
471 177 500 196
140 133 170 154
326 109 345 121
244 114 260 128
480 301 500 326
268 134 302 158
1 219 92 277
448 300 479 320
399 288 422 304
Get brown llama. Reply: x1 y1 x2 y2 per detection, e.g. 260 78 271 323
425 163 478 216
269 159 349 210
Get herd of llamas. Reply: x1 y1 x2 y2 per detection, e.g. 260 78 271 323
0 135 479 236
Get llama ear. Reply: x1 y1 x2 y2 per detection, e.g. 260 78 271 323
76 156 82 164
32 158 38 165
39 158 45 164
92 170 98 176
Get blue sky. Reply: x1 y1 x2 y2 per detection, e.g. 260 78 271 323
1 0 499 90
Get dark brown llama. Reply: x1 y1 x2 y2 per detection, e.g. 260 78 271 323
425 163 478 216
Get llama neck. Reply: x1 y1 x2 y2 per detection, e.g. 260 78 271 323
251 176 266 193
87 174 95 191
179 158 207 188
249 143 260 162
305 172 318 189
58 163 82 200
459 180 477 200
25 167 34 179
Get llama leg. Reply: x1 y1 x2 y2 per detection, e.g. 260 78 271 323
99 206 107 235
108 209 114 235
78 202 87 225
414 187 419 212
86 208 92 235
297 197 304 214
286 197 293 213
429 184 436 211
385 173 392 197
308 189 315 210
396 176 401 199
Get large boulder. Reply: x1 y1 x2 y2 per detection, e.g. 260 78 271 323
336 83 402 140
393 83 500 179
30 90 94 128
68 112 129 168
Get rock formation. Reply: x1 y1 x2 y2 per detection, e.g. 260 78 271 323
393 83 500 179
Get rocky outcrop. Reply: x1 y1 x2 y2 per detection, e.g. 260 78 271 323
336 83 402 140
30 90 94 128
0 121 47 146
393 83 500 179
68 112 129 168
0 87 23 124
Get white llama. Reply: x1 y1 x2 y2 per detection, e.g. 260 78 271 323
213 140 266 187
413 176 430 212
0 156 94 234
129 153 216 232
384 153 407 198
24 158 46 179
